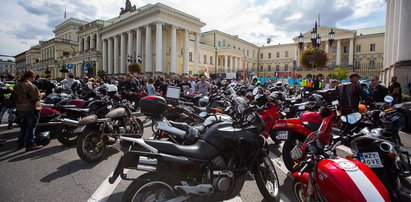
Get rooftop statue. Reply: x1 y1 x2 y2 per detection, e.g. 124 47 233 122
120 0 136 15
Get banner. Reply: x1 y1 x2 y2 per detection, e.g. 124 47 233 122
67 64 73 70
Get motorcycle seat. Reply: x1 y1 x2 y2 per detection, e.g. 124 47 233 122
302 121 321 132
169 121 205 133
144 139 219 160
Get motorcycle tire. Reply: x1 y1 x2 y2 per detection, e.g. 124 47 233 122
292 180 306 202
254 154 280 202
123 173 176 202
283 134 306 172
134 117 144 137
76 127 106 163
56 125 78 146
373 168 402 202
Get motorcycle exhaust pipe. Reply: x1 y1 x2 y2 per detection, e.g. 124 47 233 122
61 118 79 127
37 122 62 127
137 164 156 172
139 156 158 165
106 136 117 145
380 141 393 153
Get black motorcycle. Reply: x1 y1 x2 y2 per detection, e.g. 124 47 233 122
109 95 280 202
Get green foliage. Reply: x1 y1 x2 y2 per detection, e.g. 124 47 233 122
330 67 348 81
300 48 328 69
128 63 142 73
39 73 48 78
59 66 69 73
97 70 107 78
402 94 411 102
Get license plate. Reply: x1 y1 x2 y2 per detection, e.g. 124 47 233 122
73 126 86 133
277 131 288 140
284 108 290 112
358 152 383 168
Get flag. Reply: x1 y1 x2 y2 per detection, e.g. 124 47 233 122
64 8 66 19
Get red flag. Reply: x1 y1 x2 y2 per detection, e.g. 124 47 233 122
64 8 66 19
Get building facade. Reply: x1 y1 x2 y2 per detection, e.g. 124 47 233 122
20 1 385 80
0 59 15 75
14 51 26 74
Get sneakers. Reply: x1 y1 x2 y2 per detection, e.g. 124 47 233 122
25 145 43 152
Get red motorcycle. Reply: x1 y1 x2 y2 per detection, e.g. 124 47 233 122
273 101 338 171
290 131 390 202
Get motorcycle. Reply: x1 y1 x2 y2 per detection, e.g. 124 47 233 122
75 100 144 162
109 93 280 202
290 131 390 202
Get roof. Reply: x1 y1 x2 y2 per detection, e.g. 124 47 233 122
356 26 385 36
202 30 259 48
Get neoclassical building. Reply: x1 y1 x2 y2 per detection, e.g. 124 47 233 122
17 1 385 80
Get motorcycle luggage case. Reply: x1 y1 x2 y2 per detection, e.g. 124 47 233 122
139 96 168 118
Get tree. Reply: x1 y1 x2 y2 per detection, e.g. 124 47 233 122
300 48 328 69
128 63 142 73
97 70 107 78
330 67 348 81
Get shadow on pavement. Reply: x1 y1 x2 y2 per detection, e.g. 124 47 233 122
280 175 297 202
268 143 282 157
7 145 71 162
40 159 98 183
105 191 124 202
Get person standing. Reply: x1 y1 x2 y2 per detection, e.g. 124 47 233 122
388 76 402 105
42 75 56 96
369 76 388 102
196 76 211 96
189 77 196 95
14 71 43 151
337 73 371 115
146 78 156 96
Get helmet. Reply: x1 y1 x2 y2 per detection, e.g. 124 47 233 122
358 104 368 113
198 96 209 107
309 94 325 105
105 84 118 97
35 131 51 146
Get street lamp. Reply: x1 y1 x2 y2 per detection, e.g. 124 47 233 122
328 29 335 46
298 33 304 49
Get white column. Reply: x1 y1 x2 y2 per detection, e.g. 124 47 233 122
397 0 411 61
84 37 87 52
108 38 113 74
103 39 108 73
155 22 163 72
136 28 141 59
114 36 119 74
348 39 354 65
183 30 189 74
145 25 152 72
96 34 100 52
170 25 177 74
90 35 95 50
79 38 83 53
162 27 167 73
224 55 228 72
127 31 133 65
121 33 127 74
392 0 401 64
383 0 390 68
194 32 200 74
336 40 341 66
386 0 394 67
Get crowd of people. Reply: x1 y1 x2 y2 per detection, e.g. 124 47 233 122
0 70 407 151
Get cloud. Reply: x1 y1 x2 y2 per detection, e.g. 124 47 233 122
0 0 386 56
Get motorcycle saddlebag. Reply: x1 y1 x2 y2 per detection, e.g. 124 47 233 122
139 96 168 118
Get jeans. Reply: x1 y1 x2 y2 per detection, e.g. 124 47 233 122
17 110 40 147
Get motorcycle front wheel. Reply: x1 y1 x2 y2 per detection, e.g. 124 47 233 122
76 127 106 163
292 180 306 202
123 174 176 202
255 154 280 202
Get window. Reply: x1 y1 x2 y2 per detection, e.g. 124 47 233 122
369 60 375 68
331 62 336 67
227 44 230 47
355 45 361 52
370 44 376 52
332 46 337 53
354 60 360 68
189 52 193 62
284 64 289 71
234 46 236 49
210 56 213 65
253 50 255 58
247 50 249 57
343 46 348 53
268 53 272 58
276 52 280 58
259 66 263 71
260 53 263 59
275 65 280 71
218 41 222 47
204 55 207 64
268 65 272 71
218 58 221 66
285 51 288 58
222 41 226 47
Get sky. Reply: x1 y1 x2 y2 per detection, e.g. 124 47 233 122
0 0 386 57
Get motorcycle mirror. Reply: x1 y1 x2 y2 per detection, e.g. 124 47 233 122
88 97 94 101
305 91 310 94
252 87 258 96
332 100 339 106
384 95 393 103
347 112 362 124
298 105 305 110
340 115 347 123
199 112 208 118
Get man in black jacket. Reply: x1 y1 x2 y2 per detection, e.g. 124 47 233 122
369 76 388 102
118 74 139 103
337 73 371 115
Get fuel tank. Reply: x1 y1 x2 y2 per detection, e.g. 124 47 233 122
316 158 389 202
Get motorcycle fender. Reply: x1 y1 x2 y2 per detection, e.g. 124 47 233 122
273 119 312 137
292 172 310 184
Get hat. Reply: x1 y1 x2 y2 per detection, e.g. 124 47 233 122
349 73 362 78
